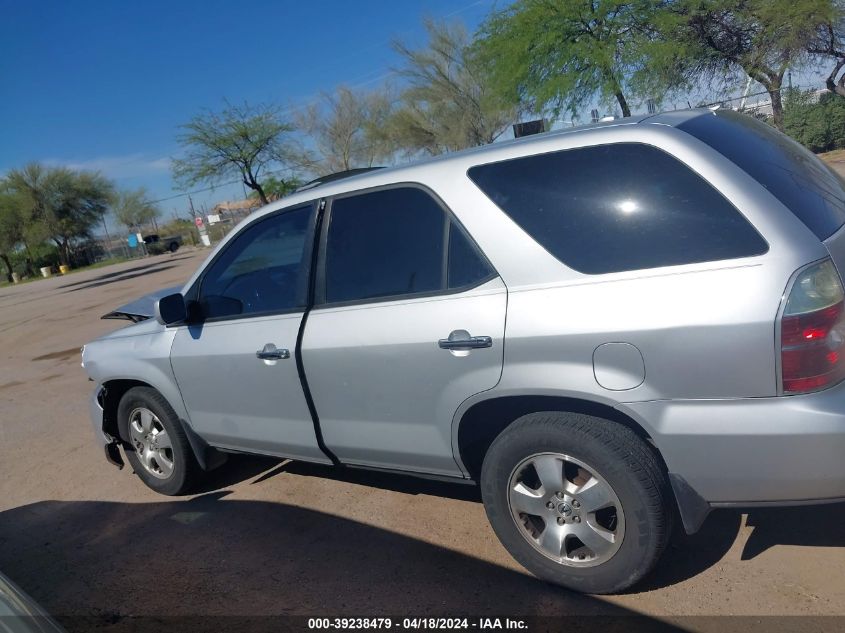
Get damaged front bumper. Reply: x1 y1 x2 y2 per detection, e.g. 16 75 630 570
88 384 124 469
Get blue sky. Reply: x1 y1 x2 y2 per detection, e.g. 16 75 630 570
0 0 494 219
0 0 834 226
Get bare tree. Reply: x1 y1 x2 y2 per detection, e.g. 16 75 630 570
808 2 845 97
388 18 518 156
296 85 395 174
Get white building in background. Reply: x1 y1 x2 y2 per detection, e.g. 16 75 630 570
730 87 832 117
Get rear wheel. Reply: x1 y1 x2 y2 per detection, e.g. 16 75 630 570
168 242 179 253
480 412 672 594
117 387 200 495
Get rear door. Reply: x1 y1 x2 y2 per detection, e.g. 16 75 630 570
170 203 328 462
302 185 506 475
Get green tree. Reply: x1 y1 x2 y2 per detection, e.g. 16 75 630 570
297 85 395 172
474 1 666 119
113 187 161 232
0 191 25 282
784 88 845 151
660 0 833 129
4 164 113 267
173 101 298 205
387 19 517 155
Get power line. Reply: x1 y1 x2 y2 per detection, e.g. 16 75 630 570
699 83 823 109
143 164 301 206
155 82 825 210
142 1 491 210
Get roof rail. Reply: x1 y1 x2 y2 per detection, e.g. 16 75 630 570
295 167 386 193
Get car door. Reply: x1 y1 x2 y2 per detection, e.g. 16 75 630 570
170 203 329 462
302 185 507 475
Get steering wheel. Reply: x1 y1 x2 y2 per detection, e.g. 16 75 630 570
216 274 261 314
216 266 298 315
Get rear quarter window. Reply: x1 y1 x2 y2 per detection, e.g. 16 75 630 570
679 110 845 239
467 143 768 275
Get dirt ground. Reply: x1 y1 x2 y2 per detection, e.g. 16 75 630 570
1 247 845 632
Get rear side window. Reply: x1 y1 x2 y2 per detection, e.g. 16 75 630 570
324 187 493 304
680 110 845 239
468 143 768 275
448 225 493 288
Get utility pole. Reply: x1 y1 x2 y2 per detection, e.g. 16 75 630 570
190 195 211 247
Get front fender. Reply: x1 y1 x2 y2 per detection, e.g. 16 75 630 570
83 327 188 423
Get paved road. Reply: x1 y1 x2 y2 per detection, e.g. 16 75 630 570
1 248 844 631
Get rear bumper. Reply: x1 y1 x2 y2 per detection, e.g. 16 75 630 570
626 380 845 506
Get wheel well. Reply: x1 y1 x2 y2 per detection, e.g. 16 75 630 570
101 379 152 441
457 395 665 481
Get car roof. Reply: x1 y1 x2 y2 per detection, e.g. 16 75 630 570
261 108 713 209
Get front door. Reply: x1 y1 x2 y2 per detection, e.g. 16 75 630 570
170 203 328 462
302 186 506 475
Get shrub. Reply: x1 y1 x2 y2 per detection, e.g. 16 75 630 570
783 89 845 153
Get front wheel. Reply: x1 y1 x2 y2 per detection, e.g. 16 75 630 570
480 412 673 594
117 386 200 495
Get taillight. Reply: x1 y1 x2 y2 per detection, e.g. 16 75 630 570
781 259 845 394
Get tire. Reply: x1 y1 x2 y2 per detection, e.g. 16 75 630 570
480 412 673 594
168 242 179 253
117 386 200 495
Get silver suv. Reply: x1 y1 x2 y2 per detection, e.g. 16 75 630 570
82 109 845 593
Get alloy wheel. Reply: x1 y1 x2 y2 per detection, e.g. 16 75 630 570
128 407 174 480
507 452 625 567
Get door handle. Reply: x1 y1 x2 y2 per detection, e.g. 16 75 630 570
256 343 290 360
438 331 493 351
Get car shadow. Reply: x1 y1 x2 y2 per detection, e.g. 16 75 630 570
270 459 483 502
274 463 747 593
742 503 845 559
0 496 686 633
200 457 741 591
61 265 179 293
193 456 845 595
192 454 283 493
194 455 482 502
57 255 191 290
636 509 743 591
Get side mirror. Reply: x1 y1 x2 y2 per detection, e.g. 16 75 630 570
154 293 187 325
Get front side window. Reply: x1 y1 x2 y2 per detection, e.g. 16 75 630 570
323 187 493 304
468 143 768 275
197 205 313 319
